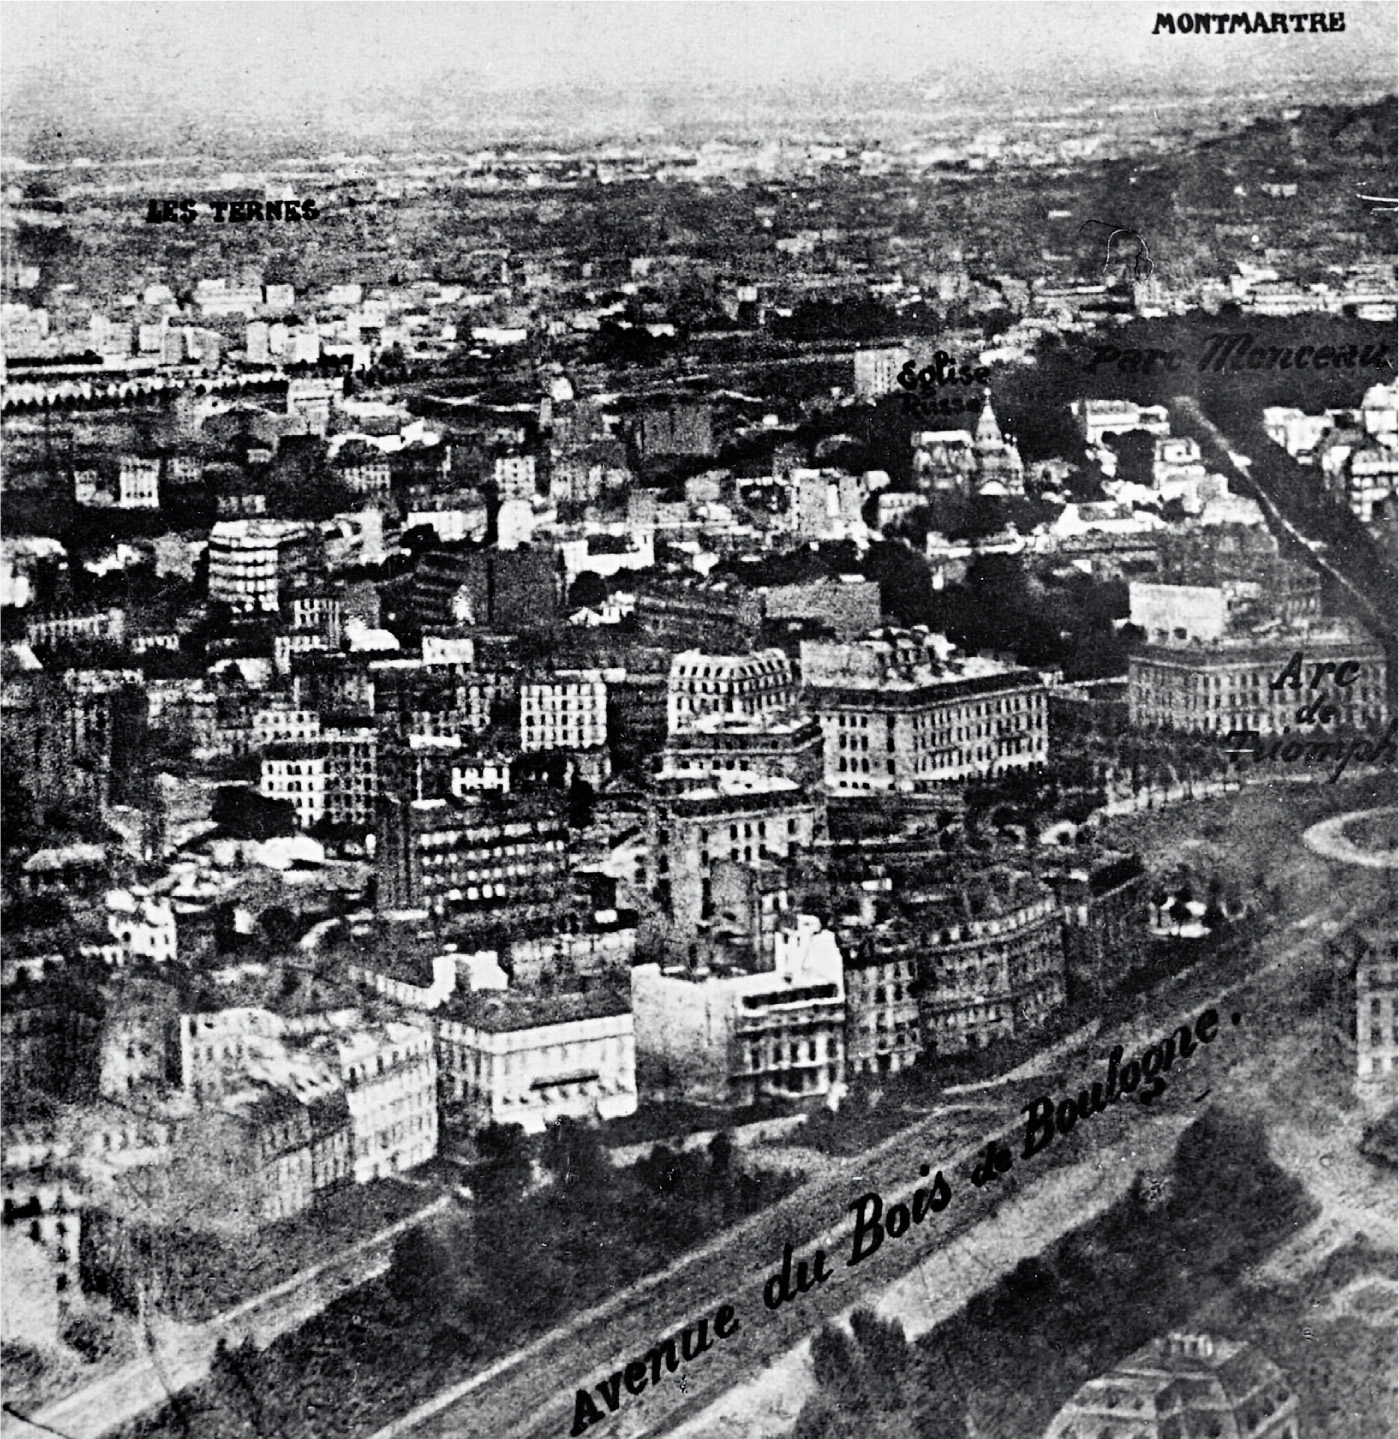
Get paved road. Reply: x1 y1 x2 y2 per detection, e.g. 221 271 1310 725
665 906 1386 1439
371 885 1362 1439
664 1113 1185 1439
22 1197 450 1439
1303 807 1399 869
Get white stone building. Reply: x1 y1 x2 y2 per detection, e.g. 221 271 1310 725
438 992 636 1135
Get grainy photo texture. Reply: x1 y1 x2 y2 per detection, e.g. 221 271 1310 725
1 4 1395 1438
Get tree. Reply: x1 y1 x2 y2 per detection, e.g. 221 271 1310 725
849 1307 910 1397
708 1130 734 1186
0 769 41 855
810 1323 868 1411
1360 1108 1398 1169
259 905 301 951
541 1116 611 1195
211 786 297 840
566 774 595 830
568 571 608 609
475 1122 531 1201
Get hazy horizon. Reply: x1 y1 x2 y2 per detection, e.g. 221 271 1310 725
4 1 1396 158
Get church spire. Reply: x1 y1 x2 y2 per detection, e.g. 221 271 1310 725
974 389 1003 449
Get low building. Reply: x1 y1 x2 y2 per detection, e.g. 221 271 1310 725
23 606 127 648
449 746 512 798
105 890 178 965
559 529 655 584
1042 1331 1300 1439
1070 398 1171 447
252 706 323 747
632 914 846 1106
0 1169 82 1307
437 990 636 1134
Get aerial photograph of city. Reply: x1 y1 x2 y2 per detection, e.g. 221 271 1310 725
0 3 1395 1437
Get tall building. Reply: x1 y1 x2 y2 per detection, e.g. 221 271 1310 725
493 452 539 502
208 519 320 612
521 671 608 753
410 549 559 632
648 772 823 939
260 743 330 829
632 914 846 1105
1127 611 1388 737
852 345 912 399
57 670 149 807
375 796 570 921
913 871 1065 1057
286 376 341 435
117 456 161 508
317 1020 437 1185
1327 912 1399 1115
801 634 1048 793
1041 851 1149 1001
662 713 825 788
836 909 925 1077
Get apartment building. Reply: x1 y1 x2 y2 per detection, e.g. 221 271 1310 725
801 635 1048 793
437 991 636 1134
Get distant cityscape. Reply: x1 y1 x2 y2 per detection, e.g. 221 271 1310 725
1 33 1395 1439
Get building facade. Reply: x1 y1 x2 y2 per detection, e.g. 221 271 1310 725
666 649 797 736
260 742 330 829
632 915 846 1105
323 1021 438 1185
1128 631 1389 736
521 671 609 753
376 796 570 921
914 876 1065 1057
208 519 319 611
1328 915 1399 1115
437 992 636 1134
649 773 822 937
662 713 825 788
802 637 1048 793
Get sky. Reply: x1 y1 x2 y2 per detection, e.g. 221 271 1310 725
3 1 1395 142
